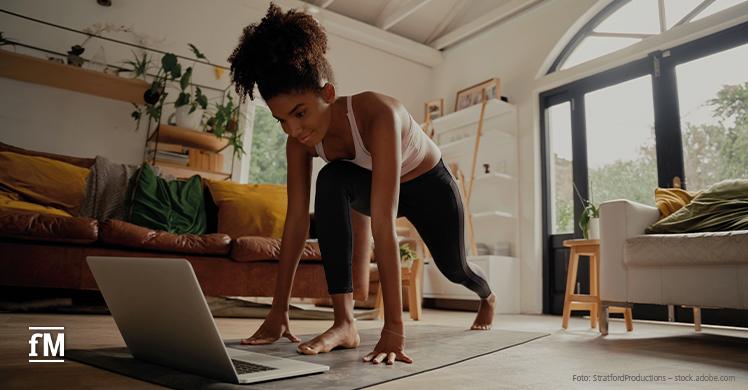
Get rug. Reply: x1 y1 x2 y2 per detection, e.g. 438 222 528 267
66 325 549 389
0 296 379 320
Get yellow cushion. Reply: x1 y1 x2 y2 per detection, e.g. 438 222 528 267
206 180 287 239
655 187 699 218
0 151 89 215
0 190 72 217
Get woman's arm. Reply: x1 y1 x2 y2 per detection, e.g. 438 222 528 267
272 136 314 311
367 97 403 326
362 93 413 364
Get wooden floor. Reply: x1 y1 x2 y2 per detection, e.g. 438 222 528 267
1 309 747 389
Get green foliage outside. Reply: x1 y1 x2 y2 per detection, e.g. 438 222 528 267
553 83 748 233
248 106 288 184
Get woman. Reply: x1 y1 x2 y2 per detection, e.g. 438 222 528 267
228 3 496 366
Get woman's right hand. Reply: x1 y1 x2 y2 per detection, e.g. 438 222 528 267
240 309 301 345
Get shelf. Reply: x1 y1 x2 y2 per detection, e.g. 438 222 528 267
439 129 514 153
0 49 149 104
154 161 231 181
431 99 516 134
153 124 229 152
474 172 515 182
472 211 514 220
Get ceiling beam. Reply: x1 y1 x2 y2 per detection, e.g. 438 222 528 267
674 0 716 27
376 0 433 31
425 0 469 45
430 0 545 50
590 31 654 39
658 0 667 33
275 0 442 67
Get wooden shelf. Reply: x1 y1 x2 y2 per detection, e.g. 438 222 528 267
154 161 231 181
474 172 515 182
472 210 515 220
439 130 514 161
0 49 149 104
431 98 516 135
153 124 229 152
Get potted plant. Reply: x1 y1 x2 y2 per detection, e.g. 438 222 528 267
173 44 209 130
130 52 182 132
120 50 152 80
574 183 600 239
66 44 86 67
204 94 246 160
579 200 600 240
399 243 417 269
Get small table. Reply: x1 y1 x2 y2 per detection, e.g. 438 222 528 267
561 239 633 331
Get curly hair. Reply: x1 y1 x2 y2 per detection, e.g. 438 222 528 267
228 3 335 102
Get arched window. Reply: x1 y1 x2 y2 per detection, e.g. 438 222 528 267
549 0 747 73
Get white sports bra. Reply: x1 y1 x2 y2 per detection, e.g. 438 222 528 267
314 95 436 177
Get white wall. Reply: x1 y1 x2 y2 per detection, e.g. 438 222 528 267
0 0 433 179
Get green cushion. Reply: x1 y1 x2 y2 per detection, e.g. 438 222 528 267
646 179 748 234
127 163 207 234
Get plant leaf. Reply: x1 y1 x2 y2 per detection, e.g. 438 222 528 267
188 43 207 60
180 67 192 91
161 53 177 72
175 92 190 107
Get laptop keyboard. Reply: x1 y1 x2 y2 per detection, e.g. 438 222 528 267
231 359 277 374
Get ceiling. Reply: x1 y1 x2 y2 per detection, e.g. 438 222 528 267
298 0 546 50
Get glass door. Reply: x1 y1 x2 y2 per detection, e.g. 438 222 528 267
542 100 575 314
584 75 658 206
675 42 748 190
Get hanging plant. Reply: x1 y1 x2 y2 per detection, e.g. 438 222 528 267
130 52 181 132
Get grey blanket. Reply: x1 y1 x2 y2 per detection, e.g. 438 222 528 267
79 156 173 221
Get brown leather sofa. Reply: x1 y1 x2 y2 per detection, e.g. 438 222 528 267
0 142 369 301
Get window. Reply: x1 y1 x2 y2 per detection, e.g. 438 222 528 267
676 42 748 189
584 75 657 205
552 0 747 72
248 105 287 184
546 102 574 234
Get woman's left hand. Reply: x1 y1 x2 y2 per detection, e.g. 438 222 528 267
362 327 413 365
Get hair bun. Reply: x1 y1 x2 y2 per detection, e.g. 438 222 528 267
228 3 334 101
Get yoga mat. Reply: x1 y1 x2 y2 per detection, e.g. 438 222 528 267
67 325 549 389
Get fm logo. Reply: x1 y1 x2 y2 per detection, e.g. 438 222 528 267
29 327 64 363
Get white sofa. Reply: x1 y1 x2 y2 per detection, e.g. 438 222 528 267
598 199 748 335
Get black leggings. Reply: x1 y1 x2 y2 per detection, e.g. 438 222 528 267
313 158 492 299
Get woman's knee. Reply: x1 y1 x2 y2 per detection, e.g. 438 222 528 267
434 261 468 284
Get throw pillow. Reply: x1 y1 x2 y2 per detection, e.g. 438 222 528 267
206 180 287 239
127 163 207 234
654 187 699 218
0 190 72 217
0 151 89 215
646 179 748 234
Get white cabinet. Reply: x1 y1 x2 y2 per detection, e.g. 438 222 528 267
422 255 520 313
422 99 520 313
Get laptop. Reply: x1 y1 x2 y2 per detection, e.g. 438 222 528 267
86 256 329 384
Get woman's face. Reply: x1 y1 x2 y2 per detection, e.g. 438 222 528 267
266 85 335 147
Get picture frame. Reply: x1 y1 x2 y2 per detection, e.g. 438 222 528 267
454 78 501 112
424 98 444 122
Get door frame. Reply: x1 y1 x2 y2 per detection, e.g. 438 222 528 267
540 21 748 323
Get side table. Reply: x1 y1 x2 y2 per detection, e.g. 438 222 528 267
561 239 633 332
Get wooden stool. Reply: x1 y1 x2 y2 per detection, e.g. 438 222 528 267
374 257 423 321
561 239 633 331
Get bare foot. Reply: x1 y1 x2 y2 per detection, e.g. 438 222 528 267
297 321 360 355
471 293 496 330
